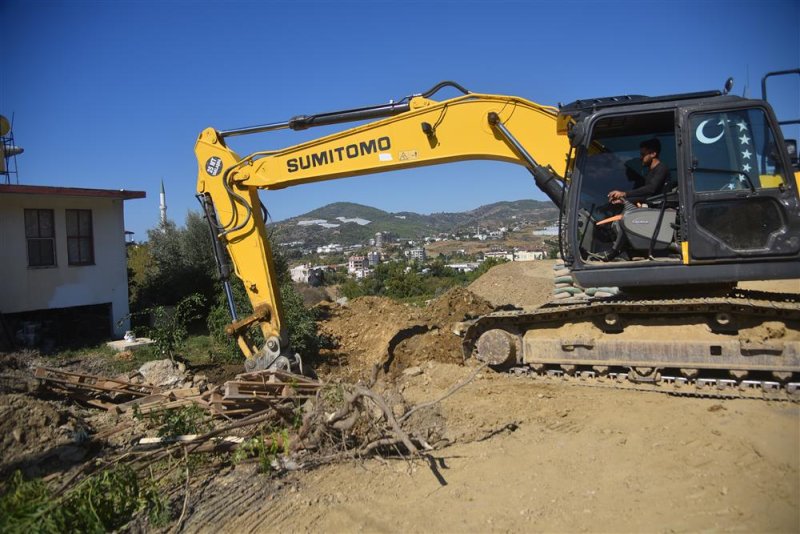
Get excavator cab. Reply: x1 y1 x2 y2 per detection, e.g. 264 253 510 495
561 89 800 290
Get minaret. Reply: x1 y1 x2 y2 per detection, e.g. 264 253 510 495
159 179 167 225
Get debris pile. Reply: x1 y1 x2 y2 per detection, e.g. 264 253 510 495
34 364 323 420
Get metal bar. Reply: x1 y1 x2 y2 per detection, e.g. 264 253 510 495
197 194 238 322
218 102 411 138
761 69 800 126
487 112 564 207
218 120 291 138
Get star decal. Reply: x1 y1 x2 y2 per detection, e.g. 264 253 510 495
739 134 750 145
736 121 748 132
742 163 751 172
741 149 752 159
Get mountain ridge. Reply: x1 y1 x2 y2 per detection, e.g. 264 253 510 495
272 199 558 247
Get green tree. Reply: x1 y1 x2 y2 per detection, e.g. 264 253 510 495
207 249 325 361
133 215 217 311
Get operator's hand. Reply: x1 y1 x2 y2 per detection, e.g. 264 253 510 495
608 190 626 205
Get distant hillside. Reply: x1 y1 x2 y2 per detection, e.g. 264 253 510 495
272 200 558 247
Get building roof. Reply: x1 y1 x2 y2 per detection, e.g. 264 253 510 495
0 184 146 200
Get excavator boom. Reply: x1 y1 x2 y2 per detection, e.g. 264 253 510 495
195 84 571 366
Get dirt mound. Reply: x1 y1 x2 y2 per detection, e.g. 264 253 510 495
388 288 495 372
298 285 334 307
317 297 420 378
0 393 91 478
318 288 495 378
425 286 494 323
317 261 559 379
468 260 557 308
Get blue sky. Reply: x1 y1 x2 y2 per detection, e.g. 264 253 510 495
3 0 798 241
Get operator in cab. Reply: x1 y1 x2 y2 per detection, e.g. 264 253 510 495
608 138 669 205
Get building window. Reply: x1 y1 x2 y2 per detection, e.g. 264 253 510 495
25 209 56 267
66 209 94 265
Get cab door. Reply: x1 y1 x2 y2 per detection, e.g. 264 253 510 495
682 103 800 261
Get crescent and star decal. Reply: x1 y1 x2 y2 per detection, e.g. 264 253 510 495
695 119 725 144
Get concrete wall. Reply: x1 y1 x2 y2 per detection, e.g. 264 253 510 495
0 193 131 337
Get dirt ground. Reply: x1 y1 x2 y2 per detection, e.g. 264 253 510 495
184 265 799 533
2 262 798 532
187 371 798 533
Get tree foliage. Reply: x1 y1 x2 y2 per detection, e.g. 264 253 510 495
129 215 216 311
206 249 326 361
126 211 330 362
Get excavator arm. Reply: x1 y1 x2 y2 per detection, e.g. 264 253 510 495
194 82 571 369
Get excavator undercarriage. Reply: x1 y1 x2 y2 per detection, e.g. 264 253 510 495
463 286 800 401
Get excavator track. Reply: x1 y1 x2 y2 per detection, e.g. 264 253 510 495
462 289 800 401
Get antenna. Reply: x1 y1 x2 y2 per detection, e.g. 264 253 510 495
0 114 24 184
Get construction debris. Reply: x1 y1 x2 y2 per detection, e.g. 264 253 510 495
34 366 323 420
34 367 160 399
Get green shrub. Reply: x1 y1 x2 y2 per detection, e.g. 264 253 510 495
126 294 205 361
134 403 211 438
207 250 326 362
0 467 160 533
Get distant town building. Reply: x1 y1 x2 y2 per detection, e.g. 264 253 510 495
375 232 384 248
290 263 326 286
405 247 426 261
366 251 381 267
348 255 367 273
533 225 560 236
316 243 343 254
446 262 480 273
483 250 514 261
290 264 311 283
514 250 545 261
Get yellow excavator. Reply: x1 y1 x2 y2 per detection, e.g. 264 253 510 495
195 73 800 400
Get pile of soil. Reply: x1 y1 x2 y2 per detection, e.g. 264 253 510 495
317 297 418 377
389 288 494 373
468 260 557 308
317 287 494 379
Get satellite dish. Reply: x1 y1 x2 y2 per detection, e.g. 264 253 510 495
0 116 9 136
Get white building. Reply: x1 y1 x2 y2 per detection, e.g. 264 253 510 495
316 243 343 254
0 184 145 341
348 255 367 273
533 225 560 236
483 250 514 261
446 262 479 272
405 247 426 261
290 264 311 283
514 250 545 261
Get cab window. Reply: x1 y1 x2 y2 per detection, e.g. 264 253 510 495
689 108 787 192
